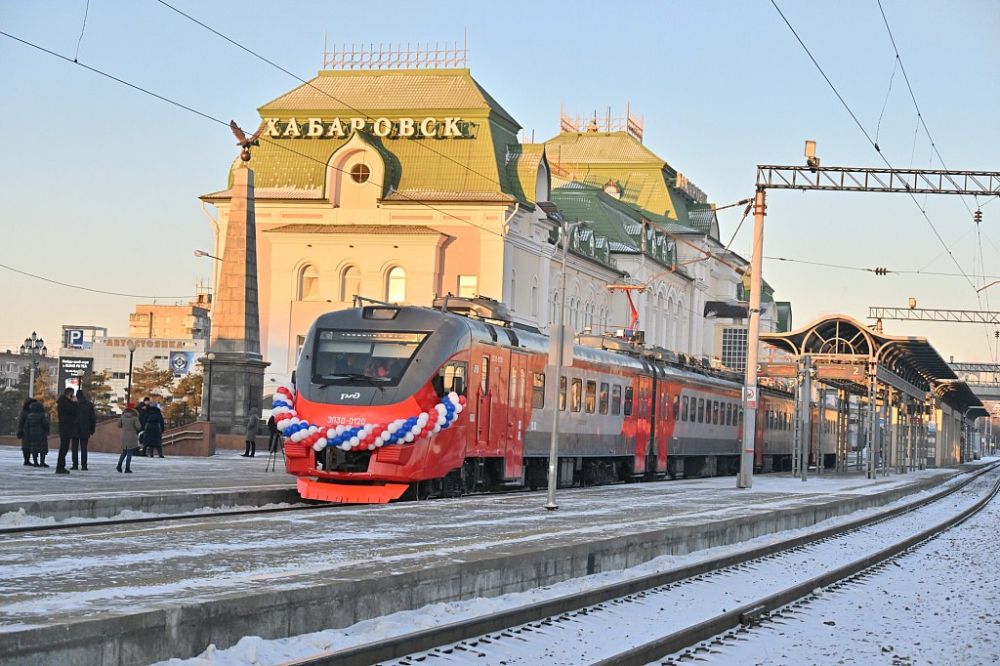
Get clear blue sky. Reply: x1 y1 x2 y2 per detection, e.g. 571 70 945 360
1 0 998 362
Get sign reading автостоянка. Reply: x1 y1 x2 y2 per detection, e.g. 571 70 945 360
262 117 474 140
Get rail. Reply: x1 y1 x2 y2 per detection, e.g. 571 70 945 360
280 461 999 666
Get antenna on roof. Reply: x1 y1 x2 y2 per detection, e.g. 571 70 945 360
323 36 468 70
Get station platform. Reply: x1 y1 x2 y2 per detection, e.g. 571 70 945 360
1 445 988 666
0 445 298 522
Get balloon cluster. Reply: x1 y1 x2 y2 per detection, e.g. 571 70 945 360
270 383 467 453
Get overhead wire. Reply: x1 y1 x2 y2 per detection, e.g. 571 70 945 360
0 261 197 299
763 255 1000 281
0 28 507 245
769 0 977 291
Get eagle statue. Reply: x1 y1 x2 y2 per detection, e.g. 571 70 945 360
230 120 264 163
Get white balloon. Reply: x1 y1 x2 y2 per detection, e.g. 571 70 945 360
335 425 345 435
368 443 376 451
349 436 359 447
404 433 415 442
455 404 464 414
340 442 352 451
448 391 458 402
437 415 446 426
364 424 375 434
312 441 325 452
432 424 441 433
315 437 327 448
324 428 335 439
417 413 429 425
435 404 447 415
387 423 399 434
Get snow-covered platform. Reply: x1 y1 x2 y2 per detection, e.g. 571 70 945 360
0 458 982 666
0 445 297 521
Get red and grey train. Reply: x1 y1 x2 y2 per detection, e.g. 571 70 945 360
275 300 830 503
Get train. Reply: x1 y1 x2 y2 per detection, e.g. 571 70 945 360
273 297 837 503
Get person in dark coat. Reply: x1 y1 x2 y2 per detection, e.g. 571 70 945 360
118 403 142 473
137 397 151 428
74 391 97 471
16 398 35 466
242 411 259 457
55 388 78 474
24 401 50 467
143 404 165 458
267 414 281 454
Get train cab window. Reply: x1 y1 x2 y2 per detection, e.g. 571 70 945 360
479 356 490 394
312 330 427 386
599 382 609 414
585 381 597 413
682 396 689 421
435 361 467 397
559 376 567 411
532 372 545 409
612 385 622 415
571 378 583 412
697 398 705 423
673 394 680 420
623 386 634 416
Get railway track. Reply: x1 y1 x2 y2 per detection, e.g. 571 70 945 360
280 461 1000 666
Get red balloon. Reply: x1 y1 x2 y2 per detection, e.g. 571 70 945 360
458 395 467 406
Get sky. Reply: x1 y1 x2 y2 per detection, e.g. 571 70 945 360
0 0 998 363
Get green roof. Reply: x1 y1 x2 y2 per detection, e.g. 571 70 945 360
207 69 539 205
551 182 676 268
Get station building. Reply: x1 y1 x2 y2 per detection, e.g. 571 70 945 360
200 59 791 391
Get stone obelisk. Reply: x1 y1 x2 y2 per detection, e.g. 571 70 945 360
203 159 269 443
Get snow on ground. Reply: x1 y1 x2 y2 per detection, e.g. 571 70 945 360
0 502 305 528
154 460 998 666
703 469 1000 666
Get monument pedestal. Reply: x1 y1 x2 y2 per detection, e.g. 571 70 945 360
201 160 269 445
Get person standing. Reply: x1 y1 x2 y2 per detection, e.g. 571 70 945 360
138 397 151 428
242 410 258 457
143 404 166 458
55 387 78 474
16 398 35 466
267 414 281 454
74 391 97 471
117 402 141 473
24 401 50 468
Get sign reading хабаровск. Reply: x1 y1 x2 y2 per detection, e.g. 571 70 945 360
263 117 476 139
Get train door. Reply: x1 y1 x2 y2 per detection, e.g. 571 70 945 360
504 352 529 480
488 348 511 459
473 348 492 454
635 375 653 474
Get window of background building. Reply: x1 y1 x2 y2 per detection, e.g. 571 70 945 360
340 265 361 302
298 265 320 301
386 267 406 303
721 327 749 371
458 275 478 298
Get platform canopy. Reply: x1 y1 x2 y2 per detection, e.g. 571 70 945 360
760 314 986 417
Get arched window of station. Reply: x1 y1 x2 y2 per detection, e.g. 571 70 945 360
340 265 361 303
326 133 385 209
296 264 320 301
386 266 406 303
509 269 517 311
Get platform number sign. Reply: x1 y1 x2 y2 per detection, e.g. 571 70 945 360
66 328 85 349
743 385 758 409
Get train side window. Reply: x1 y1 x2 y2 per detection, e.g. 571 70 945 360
612 385 622 414
509 368 518 404
436 361 467 397
585 381 597 413
682 396 689 421
673 394 680 420
480 357 489 394
726 403 733 426
712 401 720 425
532 372 545 409
559 376 567 411
738 406 744 427
571 378 583 412
623 386 634 416
697 398 705 423
599 382 609 414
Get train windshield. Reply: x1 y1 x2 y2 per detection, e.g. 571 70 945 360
312 330 427 385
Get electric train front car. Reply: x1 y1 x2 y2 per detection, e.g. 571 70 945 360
276 305 471 503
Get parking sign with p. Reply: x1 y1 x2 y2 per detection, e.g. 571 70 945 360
66 329 85 349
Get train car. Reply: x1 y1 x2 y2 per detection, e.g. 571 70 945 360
275 299 800 503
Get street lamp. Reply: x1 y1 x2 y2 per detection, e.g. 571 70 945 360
19 332 47 398
545 219 589 511
194 249 222 261
125 339 137 405
205 352 216 420
976 279 1000 293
